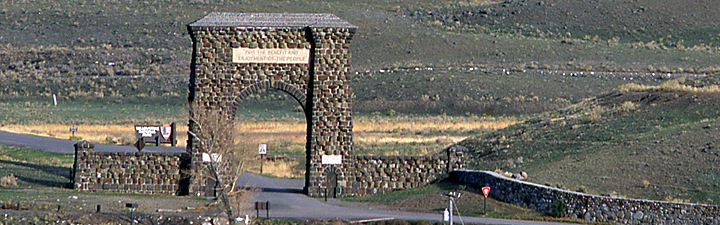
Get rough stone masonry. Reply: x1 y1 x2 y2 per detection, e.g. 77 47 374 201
73 12 469 199
185 12 469 197
186 13 358 197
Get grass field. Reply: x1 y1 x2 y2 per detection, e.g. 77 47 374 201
346 180 587 223
460 79 720 204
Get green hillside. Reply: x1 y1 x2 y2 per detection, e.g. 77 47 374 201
460 78 720 204
4 0 718 117
1 0 719 78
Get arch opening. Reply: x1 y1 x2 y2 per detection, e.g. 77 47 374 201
231 84 309 180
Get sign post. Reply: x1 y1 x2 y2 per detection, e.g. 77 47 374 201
482 186 490 215
254 201 270 218
126 202 138 223
69 127 78 138
445 191 461 225
258 144 267 174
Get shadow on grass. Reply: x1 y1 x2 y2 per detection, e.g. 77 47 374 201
0 159 72 188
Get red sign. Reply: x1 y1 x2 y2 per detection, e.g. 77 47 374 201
482 186 490 198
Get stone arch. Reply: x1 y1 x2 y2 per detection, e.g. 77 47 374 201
187 13 357 197
230 80 308 116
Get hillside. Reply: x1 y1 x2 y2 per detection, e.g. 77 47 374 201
4 0 719 118
459 78 720 204
414 0 720 46
1 0 719 78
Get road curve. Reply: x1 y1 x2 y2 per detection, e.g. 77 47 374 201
0 130 184 153
0 130 574 224
237 172 574 225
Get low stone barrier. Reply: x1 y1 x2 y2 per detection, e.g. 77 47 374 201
73 141 186 194
452 170 720 224
352 145 468 195
71 140 469 197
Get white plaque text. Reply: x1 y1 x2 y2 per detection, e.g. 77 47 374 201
232 48 309 64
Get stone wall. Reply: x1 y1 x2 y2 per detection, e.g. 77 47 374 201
452 170 720 224
351 145 468 195
72 141 186 194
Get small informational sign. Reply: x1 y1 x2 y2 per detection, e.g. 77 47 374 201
135 125 160 137
258 144 267 155
160 124 172 140
482 186 491 198
70 126 78 137
233 48 310 64
134 123 176 146
202 153 222 162
321 155 342 165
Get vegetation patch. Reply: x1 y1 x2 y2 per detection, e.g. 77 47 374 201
461 80 720 204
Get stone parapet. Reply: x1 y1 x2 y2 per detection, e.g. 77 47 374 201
351 145 469 195
72 141 185 195
452 170 720 224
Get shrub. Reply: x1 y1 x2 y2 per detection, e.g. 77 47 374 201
119 133 138 146
619 101 638 111
1 174 18 187
105 136 117 144
549 200 567 217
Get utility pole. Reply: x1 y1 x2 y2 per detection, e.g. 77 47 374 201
445 191 462 225
449 198 453 225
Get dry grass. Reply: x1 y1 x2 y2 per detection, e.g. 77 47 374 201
619 78 720 93
1 116 516 178
1 116 515 148
354 116 516 132
1 174 18 187
0 124 189 146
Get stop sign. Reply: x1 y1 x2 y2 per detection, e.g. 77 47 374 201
482 186 490 198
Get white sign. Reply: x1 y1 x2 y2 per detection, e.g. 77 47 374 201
135 126 160 137
258 144 267 155
202 153 223 162
232 48 310 64
321 155 342 165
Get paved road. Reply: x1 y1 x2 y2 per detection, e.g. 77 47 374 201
0 130 574 224
0 130 184 153
237 173 572 224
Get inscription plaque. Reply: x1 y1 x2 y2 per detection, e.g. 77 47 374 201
233 48 309 64
321 155 342 165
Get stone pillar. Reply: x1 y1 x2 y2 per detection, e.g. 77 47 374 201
305 26 356 197
447 145 469 172
73 141 94 191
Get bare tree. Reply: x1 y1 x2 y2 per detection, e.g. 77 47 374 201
188 103 251 224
